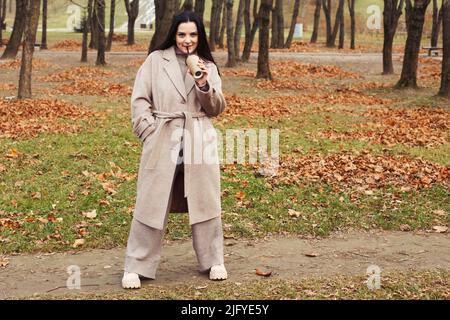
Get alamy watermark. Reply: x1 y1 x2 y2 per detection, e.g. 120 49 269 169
366 264 381 290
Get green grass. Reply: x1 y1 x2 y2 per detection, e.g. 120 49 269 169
22 269 450 300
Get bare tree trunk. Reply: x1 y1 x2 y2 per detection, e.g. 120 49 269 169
149 0 180 52
1 0 26 59
242 0 251 53
226 0 236 66
276 0 283 48
383 0 404 75
431 0 443 47
405 0 412 30
348 0 355 49
89 0 99 49
328 0 344 47
194 0 205 21
338 4 344 49
125 0 139 45
215 0 224 44
96 0 106 65
18 0 41 99
209 0 220 50
439 0 450 97
383 0 404 74
311 0 321 43
0 0 6 47
81 11 88 62
270 1 277 48
182 0 193 10
40 0 47 49
396 0 432 88
322 0 332 46
234 0 245 61
219 1 226 48
285 0 300 48
106 0 115 51
242 0 259 62
431 0 439 46
257 0 273 79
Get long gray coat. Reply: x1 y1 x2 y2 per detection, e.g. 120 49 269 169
130 46 226 230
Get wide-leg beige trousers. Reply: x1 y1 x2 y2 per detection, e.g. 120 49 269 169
124 140 224 279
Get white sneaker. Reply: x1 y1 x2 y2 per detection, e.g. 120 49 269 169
121 272 141 289
209 264 228 280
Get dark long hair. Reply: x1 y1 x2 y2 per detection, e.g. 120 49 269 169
153 10 219 73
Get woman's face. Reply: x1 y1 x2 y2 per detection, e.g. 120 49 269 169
175 22 199 54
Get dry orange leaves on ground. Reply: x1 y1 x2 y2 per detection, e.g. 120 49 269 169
0 58 53 70
37 66 122 82
318 107 450 147
55 79 132 97
222 60 361 80
224 90 390 118
260 151 449 193
0 98 99 139
0 83 16 91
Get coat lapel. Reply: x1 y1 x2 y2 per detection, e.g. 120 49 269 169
185 70 196 97
163 46 187 101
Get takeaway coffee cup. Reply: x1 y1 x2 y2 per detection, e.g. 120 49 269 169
186 54 203 80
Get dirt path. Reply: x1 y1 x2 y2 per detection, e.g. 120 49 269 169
1 230 449 298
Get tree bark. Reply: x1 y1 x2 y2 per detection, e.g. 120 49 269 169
95 0 106 65
242 0 259 62
209 0 219 50
405 0 412 30
149 0 180 53
194 0 205 21
89 0 98 49
285 0 300 48
270 1 277 48
257 0 273 79
125 0 139 45
106 0 115 51
215 0 224 45
276 0 284 48
0 0 6 47
182 0 193 10
338 3 344 49
348 0 355 49
396 0 432 88
311 0 321 43
226 0 236 67
40 0 47 49
383 0 404 75
242 0 251 53
18 0 41 99
234 0 245 61
1 0 26 59
328 0 344 47
81 11 88 62
438 0 450 97
322 0 332 46
219 1 226 48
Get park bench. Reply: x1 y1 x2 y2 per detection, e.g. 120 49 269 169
422 46 443 57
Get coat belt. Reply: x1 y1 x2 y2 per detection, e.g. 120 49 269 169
144 110 207 198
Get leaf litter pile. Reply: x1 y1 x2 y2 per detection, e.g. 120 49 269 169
255 150 449 194
0 58 52 70
54 79 132 97
317 107 450 147
37 66 122 82
0 98 100 139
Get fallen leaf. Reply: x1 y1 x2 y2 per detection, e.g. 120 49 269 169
288 209 301 218
0 256 9 268
255 268 272 277
304 252 319 257
432 226 448 233
82 209 97 219
400 224 411 232
72 239 85 248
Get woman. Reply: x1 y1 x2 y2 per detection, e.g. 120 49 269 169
122 10 227 289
